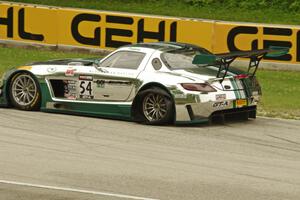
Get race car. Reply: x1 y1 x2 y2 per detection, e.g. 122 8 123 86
0 42 288 124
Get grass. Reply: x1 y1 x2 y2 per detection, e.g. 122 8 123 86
0 46 299 119
0 47 92 75
8 0 300 25
256 70 300 120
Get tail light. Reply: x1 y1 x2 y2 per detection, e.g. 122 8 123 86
181 83 217 92
235 74 249 79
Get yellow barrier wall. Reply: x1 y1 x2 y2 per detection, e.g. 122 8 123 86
1 2 300 65
214 22 299 63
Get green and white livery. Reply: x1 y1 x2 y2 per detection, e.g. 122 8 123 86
0 42 288 124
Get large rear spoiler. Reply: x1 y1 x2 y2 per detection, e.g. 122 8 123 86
192 46 289 82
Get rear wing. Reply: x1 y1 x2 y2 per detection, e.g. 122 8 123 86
192 46 289 82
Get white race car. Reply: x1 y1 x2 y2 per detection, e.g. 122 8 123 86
0 42 288 124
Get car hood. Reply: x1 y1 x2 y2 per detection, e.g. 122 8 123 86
28 58 101 66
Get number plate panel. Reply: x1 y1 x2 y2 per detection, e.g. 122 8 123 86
78 80 94 99
236 99 247 108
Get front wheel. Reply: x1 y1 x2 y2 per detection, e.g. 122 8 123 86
9 72 41 111
141 88 174 125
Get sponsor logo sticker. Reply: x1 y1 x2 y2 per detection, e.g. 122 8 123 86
95 80 105 88
18 66 32 70
63 80 77 99
212 101 229 108
216 94 226 101
65 68 77 76
79 75 93 81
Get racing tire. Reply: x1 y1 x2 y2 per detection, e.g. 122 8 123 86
139 87 174 125
9 72 41 111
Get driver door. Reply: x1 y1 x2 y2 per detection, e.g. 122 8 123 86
91 51 147 101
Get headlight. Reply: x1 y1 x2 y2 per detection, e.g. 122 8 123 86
181 83 217 92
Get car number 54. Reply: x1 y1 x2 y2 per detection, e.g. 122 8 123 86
79 80 94 99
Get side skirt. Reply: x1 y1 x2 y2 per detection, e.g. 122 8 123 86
40 82 132 121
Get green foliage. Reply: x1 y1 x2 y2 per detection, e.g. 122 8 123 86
184 0 300 11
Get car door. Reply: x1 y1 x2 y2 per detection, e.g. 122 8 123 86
91 50 147 102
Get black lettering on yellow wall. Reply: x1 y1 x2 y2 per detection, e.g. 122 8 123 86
18 8 44 41
137 19 165 42
263 40 292 61
0 7 13 38
263 27 292 36
71 13 100 46
263 27 292 61
170 22 177 42
297 31 300 62
227 26 258 51
106 15 133 24
106 15 133 48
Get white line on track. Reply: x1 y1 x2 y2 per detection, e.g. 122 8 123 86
0 179 159 200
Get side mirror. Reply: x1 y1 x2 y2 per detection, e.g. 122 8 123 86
192 54 216 65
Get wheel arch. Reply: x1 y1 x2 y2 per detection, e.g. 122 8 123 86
5 70 41 107
131 82 176 123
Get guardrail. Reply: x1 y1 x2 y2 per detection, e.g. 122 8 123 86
1 1 300 70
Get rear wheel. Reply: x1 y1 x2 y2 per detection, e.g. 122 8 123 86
140 88 174 125
9 72 41 111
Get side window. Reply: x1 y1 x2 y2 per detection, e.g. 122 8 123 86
99 52 122 68
100 51 146 70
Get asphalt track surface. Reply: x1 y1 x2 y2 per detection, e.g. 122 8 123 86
0 108 299 200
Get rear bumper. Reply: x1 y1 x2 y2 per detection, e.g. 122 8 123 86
210 105 256 120
175 97 258 123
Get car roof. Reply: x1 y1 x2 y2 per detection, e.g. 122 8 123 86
125 42 206 52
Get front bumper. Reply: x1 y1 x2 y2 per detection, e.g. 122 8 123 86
175 97 258 123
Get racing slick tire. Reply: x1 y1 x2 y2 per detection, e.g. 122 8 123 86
140 87 174 125
9 72 41 111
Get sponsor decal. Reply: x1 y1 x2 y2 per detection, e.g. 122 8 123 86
79 75 93 81
17 66 32 70
95 80 105 88
106 80 131 85
65 68 77 77
216 94 226 101
63 80 77 99
212 101 229 108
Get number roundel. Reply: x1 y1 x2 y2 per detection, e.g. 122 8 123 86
79 80 94 99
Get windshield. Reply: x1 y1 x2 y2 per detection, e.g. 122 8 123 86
161 49 213 70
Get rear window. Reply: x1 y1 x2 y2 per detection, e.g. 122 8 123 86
161 49 213 70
